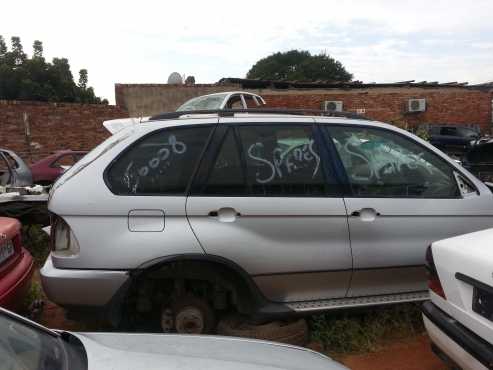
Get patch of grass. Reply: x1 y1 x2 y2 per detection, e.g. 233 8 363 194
22 224 50 266
309 303 425 354
22 280 43 311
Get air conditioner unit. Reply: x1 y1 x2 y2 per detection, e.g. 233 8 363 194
322 101 343 112
408 98 426 113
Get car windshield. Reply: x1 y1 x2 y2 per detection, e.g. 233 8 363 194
0 313 65 370
176 93 228 111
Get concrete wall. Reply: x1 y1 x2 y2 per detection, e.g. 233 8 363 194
115 83 241 117
0 100 128 163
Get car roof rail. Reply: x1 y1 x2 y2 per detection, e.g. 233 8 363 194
149 108 367 121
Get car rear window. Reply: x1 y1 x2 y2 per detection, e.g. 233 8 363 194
106 126 213 195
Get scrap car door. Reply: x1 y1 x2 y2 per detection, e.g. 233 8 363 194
321 122 493 297
186 117 352 303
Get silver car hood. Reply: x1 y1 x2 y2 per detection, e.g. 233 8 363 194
74 332 346 370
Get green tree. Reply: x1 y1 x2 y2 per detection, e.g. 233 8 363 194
32 40 43 58
247 50 353 82
78 69 88 89
0 35 106 104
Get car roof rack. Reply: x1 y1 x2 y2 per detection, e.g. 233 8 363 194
149 108 367 121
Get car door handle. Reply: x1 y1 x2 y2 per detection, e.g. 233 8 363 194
208 207 241 222
351 208 380 222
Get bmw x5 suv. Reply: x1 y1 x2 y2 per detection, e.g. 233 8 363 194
41 109 493 334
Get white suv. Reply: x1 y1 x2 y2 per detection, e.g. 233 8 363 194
41 109 493 334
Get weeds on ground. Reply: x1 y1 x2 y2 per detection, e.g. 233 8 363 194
22 224 50 266
309 303 425 354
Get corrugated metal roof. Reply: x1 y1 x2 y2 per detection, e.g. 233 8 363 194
217 77 490 90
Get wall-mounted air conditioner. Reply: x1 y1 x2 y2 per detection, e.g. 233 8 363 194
322 101 343 112
408 98 426 113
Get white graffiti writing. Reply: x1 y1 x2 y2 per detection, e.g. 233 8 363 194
247 140 320 184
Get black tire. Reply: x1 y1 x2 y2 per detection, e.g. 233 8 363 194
217 314 309 346
169 295 216 334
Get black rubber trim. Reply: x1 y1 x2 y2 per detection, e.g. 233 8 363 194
456 272 493 295
422 301 493 369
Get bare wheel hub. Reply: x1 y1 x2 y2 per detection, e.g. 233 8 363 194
174 306 205 334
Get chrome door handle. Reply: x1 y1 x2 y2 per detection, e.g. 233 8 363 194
208 207 241 222
351 208 380 222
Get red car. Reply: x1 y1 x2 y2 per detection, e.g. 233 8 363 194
0 217 34 310
30 150 87 185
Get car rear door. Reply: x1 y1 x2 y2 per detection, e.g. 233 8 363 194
186 116 352 303
320 121 493 297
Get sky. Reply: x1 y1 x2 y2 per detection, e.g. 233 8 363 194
3 0 493 103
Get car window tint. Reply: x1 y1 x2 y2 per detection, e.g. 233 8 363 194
202 128 246 195
326 126 459 198
107 126 212 195
238 125 329 196
440 127 457 136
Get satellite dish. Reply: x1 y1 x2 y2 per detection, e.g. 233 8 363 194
168 72 183 84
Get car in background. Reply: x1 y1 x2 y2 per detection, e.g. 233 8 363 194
0 148 33 188
0 217 33 311
462 140 493 183
30 150 87 185
422 228 493 369
176 91 266 111
0 307 347 370
428 124 481 158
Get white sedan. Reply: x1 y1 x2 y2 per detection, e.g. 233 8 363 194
0 307 347 370
422 228 493 369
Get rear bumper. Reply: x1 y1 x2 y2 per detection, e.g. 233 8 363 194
40 255 129 308
0 248 34 310
422 301 493 370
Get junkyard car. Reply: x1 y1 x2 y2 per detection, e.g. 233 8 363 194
176 91 266 111
0 217 34 310
0 148 49 225
0 148 33 187
30 150 87 185
422 228 493 369
462 140 493 183
428 124 480 157
41 110 493 334
0 307 347 370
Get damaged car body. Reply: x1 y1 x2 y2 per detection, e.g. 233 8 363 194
41 110 493 334
0 148 49 225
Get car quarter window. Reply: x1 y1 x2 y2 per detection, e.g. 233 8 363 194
106 126 213 195
325 125 460 198
231 124 335 197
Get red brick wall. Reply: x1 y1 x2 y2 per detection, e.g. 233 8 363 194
262 88 492 132
0 100 128 163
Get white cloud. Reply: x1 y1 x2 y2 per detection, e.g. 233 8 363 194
2 0 493 102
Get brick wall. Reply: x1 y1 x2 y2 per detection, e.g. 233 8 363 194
0 100 128 163
115 83 493 133
261 88 493 132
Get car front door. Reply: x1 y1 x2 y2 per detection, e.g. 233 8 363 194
186 117 352 303
321 123 493 297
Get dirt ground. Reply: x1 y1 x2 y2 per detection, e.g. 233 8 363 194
36 299 446 370
337 335 446 370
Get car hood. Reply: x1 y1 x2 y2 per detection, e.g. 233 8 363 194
74 332 346 370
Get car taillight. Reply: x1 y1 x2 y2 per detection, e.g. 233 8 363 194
51 217 80 256
425 245 446 299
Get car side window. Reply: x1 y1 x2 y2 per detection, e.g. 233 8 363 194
238 124 331 196
440 127 457 136
326 125 460 198
202 128 246 195
106 126 213 195
53 154 77 168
